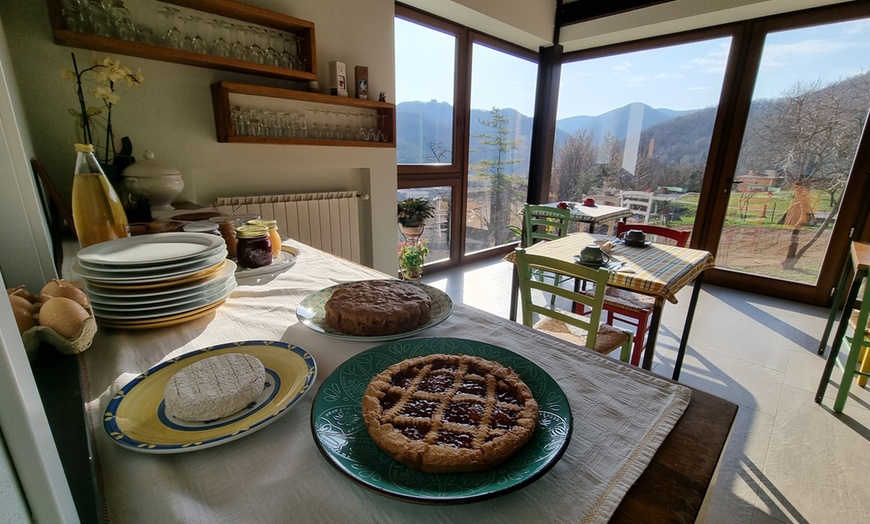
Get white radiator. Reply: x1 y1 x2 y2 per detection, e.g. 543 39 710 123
213 191 363 262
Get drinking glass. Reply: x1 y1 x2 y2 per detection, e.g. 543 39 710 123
86 0 113 37
188 15 207 53
378 115 389 142
264 29 281 67
61 0 87 33
245 25 265 64
208 18 229 57
157 6 183 49
280 32 298 69
229 24 246 60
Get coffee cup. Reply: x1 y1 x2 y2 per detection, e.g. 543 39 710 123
583 197 595 206
624 229 646 244
580 244 610 265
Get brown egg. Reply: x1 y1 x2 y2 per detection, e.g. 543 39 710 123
40 279 89 308
12 303 36 334
7 285 38 304
38 297 89 339
9 294 37 315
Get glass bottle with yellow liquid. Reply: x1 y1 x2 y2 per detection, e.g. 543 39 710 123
71 143 130 248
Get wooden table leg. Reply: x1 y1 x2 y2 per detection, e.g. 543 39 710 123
816 269 867 403
673 276 704 381
642 297 665 370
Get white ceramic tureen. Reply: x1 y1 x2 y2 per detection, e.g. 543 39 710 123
121 150 184 212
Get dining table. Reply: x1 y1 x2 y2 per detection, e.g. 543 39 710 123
64 236 734 523
506 232 715 379
542 201 632 232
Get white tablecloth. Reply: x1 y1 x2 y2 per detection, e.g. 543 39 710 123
74 239 690 523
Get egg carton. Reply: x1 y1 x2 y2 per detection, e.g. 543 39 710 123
21 308 97 356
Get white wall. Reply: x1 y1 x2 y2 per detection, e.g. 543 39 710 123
0 0 398 274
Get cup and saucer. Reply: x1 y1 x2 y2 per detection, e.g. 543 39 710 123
574 244 611 267
621 229 651 247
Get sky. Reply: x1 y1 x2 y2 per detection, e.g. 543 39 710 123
395 17 870 120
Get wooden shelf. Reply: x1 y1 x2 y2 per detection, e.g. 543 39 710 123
211 81 396 147
46 0 317 82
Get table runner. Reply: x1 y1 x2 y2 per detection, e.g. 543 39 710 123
506 232 714 303
73 238 691 523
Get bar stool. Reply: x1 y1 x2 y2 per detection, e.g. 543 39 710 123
815 241 870 412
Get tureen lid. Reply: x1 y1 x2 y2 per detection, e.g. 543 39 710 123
121 151 181 178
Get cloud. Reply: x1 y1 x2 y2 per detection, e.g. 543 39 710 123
761 39 847 70
611 61 633 74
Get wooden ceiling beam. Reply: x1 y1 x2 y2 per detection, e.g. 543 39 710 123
556 0 677 27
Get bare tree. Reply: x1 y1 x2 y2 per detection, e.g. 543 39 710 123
551 129 596 201
424 141 451 163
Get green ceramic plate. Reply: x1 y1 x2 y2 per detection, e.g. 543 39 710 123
296 280 454 342
310 337 572 504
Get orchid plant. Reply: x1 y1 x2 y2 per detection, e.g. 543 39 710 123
62 53 143 174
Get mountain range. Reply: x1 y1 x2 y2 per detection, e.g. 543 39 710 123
396 100 698 171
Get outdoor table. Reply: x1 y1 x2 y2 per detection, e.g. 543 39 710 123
506 232 715 379
65 237 733 523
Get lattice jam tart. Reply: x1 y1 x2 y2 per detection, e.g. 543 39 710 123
361 353 538 473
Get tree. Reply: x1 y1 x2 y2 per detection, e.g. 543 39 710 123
551 129 596 201
424 140 451 163
468 107 524 246
739 73 870 268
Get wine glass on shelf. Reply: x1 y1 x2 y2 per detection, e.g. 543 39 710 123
61 0 86 33
157 6 183 49
293 36 308 70
208 18 229 57
378 115 389 142
188 15 207 53
367 113 378 141
264 29 281 67
280 32 298 69
358 113 371 141
229 23 246 60
86 0 113 37
245 25 265 64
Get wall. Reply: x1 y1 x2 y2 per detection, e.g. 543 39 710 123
0 0 398 274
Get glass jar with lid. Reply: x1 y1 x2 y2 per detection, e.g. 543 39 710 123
247 219 281 259
235 225 273 269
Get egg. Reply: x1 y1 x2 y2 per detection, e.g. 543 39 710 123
38 297 90 339
9 294 37 315
40 279 89 308
12 303 35 334
7 285 38 304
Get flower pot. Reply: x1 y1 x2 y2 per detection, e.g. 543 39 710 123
399 223 425 237
402 268 422 280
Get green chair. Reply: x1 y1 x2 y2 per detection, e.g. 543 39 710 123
816 241 870 412
515 247 632 361
522 203 571 247
522 204 573 308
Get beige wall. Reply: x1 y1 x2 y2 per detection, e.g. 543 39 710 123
0 0 398 273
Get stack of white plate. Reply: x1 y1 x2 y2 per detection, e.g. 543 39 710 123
72 233 236 329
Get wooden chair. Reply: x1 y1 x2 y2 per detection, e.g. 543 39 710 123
515 247 632 361
620 190 654 224
816 241 870 412
587 222 691 366
522 204 572 307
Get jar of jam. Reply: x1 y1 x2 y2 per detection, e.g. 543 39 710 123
217 219 237 258
247 219 281 259
235 225 273 269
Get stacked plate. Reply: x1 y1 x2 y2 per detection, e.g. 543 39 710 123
72 233 237 329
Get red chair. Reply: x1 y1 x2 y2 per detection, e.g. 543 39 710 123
585 222 691 366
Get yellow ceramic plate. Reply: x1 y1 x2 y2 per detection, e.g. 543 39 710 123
104 341 317 453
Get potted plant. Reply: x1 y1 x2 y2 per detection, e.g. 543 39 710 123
397 197 435 237
398 239 429 280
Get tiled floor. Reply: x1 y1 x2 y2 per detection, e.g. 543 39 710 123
422 258 870 524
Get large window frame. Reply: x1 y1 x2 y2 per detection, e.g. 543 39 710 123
395 4 538 271
558 2 870 305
